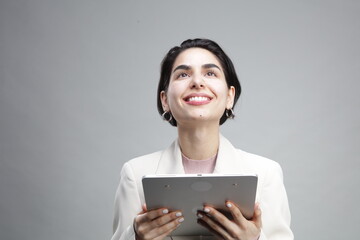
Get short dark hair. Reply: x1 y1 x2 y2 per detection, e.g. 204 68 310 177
157 38 241 126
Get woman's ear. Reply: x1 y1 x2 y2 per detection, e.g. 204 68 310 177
227 86 235 109
160 90 169 111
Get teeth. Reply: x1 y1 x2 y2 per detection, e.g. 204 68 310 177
188 96 209 102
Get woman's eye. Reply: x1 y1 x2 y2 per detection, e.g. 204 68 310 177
206 71 216 77
177 73 189 78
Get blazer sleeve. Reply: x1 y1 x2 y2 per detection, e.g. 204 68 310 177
111 162 142 240
258 162 294 240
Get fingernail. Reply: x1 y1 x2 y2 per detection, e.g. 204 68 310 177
176 212 182 217
162 209 169 214
203 208 210 213
226 203 232 208
178 217 184 223
197 213 204 218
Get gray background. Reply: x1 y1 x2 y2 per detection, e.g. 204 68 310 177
1 0 359 239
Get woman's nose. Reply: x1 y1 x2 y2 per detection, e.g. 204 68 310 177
190 74 205 89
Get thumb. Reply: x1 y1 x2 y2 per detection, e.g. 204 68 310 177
142 204 147 213
138 204 147 214
253 202 262 228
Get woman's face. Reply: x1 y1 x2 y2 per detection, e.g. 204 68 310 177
161 48 235 127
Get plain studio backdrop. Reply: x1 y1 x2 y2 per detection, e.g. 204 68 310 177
0 0 359 239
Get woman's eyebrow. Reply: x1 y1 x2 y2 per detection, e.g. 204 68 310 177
202 63 221 70
172 65 191 73
173 64 221 73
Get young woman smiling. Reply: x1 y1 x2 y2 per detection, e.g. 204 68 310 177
111 39 293 240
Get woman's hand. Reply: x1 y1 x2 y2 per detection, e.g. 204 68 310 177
133 204 184 240
197 201 262 240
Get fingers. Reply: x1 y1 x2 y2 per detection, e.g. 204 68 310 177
136 208 169 227
151 218 182 240
226 201 247 226
226 201 262 227
134 208 184 240
197 202 262 239
197 211 233 240
149 210 184 230
141 217 183 240
199 206 243 238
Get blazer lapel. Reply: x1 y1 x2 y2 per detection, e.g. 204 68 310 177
155 139 185 174
214 135 246 174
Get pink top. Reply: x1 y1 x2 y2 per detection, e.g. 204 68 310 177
182 153 217 174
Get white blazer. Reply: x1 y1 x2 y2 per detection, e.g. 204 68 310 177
111 135 294 240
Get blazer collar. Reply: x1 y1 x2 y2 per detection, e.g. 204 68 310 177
155 135 243 174
156 139 185 174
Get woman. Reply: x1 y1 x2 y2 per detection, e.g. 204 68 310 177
112 39 293 240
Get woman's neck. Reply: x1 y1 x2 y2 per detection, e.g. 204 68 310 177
177 123 220 160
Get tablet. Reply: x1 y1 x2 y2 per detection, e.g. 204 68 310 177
142 174 258 236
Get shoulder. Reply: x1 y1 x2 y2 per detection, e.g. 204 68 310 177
237 148 284 185
127 150 162 167
237 148 282 173
234 148 287 204
219 135 282 176
121 150 162 178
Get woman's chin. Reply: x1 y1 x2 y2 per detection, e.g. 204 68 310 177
177 116 221 126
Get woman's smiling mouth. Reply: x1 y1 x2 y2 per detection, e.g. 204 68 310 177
184 94 212 105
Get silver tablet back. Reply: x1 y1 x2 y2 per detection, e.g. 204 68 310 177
142 174 258 237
